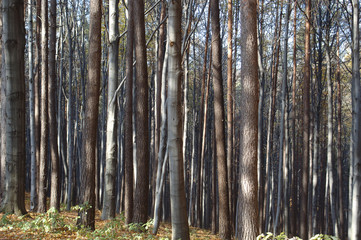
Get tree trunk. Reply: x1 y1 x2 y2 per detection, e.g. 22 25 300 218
289 0 297 235
236 0 259 239
133 0 150 224
168 1 190 239
274 0 290 232
66 0 74 211
153 43 169 234
78 0 101 230
49 0 59 211
349 0 361 239
300 0 311 238
226 0 233 226
210 0 230 238
0 0 26 215
38 0 49 213
27 0 37 212
101 0 119 220
124 0 134 224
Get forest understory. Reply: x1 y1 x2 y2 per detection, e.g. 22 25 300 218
0 195 220 240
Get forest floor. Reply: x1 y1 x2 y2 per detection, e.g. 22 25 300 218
0 194 220 239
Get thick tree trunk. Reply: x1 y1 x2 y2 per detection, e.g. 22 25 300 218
124 0 134 224
38 0 48 213
49 0 60 211
78 0 101 230
101 0 119 220
0 0 26 215
168 1 190 239
300 0 311 238
210 0 230 238
133 0 150 224
236 0 259 239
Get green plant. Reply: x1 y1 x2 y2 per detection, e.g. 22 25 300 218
310 234 339 240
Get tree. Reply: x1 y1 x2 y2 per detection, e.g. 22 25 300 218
101 0 119 220
38 0 48 213
167 0 190 239
349 0 361 239
236 0 259 239
78 0 101 230
210 0 230 238
0 0 26 215
300 0 311 238
124 0 134 224
49 0 60 211
27 0 37 211
133 0 150 224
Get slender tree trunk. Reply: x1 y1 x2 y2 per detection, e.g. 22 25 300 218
101 0 119 220
196 5 211 228
0 0 26 215
154 0 166 193
336 12 345 238
78 0 101 230
290 0 297 235
300 0 311 238
133 0 150 224
124 0 134 224
274 0 290 232
66 0 74 211
236 0 259 239
210 0 230 238
49 0 59 211
28 0 37 211
226 0 234 226
38 0 48 213
153 43 169 234
349 0 361 239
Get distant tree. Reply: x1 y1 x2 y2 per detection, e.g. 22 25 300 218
0 0 26 215
78 0 101 230
167 0 190 239
300 0 311 238
235 0 259 239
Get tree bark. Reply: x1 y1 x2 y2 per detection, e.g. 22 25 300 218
49 0 60 211
27 0 37 211
349 0 361 239
101 0 119 220
124 0 134 224
133 0 150 224
38 0 49 213
226 0 233 225
0 0 26 215
236 0 259 239
78 0 101 230
167 1 190 239
210 0 230 238
300 0 311 238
